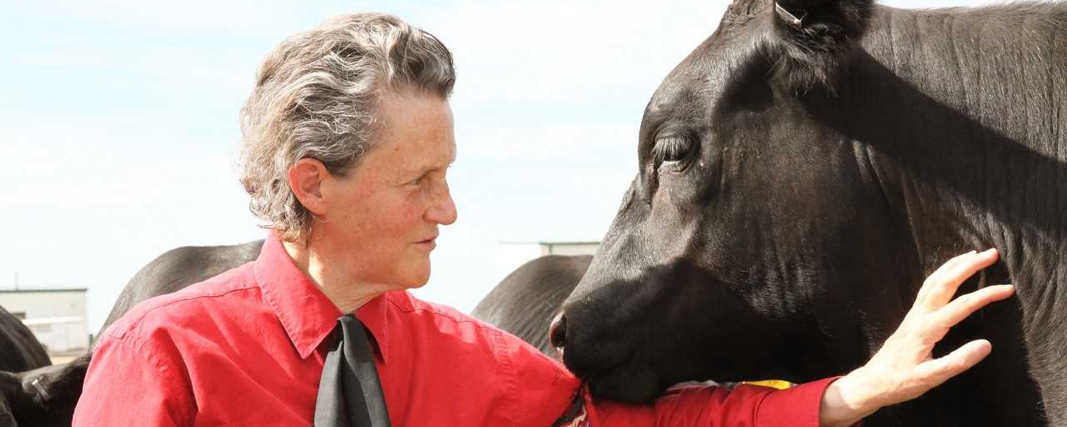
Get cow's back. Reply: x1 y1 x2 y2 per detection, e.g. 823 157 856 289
101 240 264 333
472 255 591 356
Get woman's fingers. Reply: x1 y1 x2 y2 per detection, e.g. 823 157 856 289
913 339 993 389
918 249 998 311
929 285 1014 333
844 248 1013 415
915 251 973 303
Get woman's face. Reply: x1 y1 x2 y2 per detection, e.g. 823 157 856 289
318 92 457 288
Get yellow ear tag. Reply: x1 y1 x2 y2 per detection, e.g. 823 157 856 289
741 379 794 390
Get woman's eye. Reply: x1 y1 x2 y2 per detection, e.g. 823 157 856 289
652 136 694 164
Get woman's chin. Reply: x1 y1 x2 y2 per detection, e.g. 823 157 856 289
396 262 431 289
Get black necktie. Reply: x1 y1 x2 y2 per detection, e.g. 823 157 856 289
314 314 392 427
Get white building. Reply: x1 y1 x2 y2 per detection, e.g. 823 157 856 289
0 288 89 355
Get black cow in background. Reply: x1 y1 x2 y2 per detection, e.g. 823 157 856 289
0 357 88 427
552 0 1067 426
0 307 49 373
0 302 80 427
472 255 591 356
102 240 265 328
0 305 52 427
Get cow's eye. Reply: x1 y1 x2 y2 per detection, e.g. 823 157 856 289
652 135 694 165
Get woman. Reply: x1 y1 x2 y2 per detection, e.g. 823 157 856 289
72 13 1015 427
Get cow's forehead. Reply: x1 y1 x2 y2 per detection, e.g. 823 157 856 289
643 0 772 128
646 44 734 120
649 81 685 115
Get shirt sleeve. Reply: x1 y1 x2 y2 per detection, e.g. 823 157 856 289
490 326 844 427
72 333 196 427
586 378 840 427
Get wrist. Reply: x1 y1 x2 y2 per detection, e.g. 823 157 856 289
842 368 884 411
820 370 882 427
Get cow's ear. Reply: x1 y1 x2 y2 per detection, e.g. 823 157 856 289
765 0 874 93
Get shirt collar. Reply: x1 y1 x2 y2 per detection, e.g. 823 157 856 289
254 233 391 362
255 233 340 359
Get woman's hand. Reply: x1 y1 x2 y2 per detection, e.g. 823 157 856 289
819 249 1016 427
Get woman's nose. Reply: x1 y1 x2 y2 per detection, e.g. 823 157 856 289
426 180 458 225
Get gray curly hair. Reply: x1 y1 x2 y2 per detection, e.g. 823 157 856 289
239 13 455 242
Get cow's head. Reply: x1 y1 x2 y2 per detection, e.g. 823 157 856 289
552 0 924 402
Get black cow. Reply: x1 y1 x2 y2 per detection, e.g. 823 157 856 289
0 303 62 427
472 255 591 356
103 240 266 328
552 1 1067 426
0 355 89 427
0 307 49 373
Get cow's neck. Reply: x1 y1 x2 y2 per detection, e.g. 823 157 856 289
809 5 1067 424
840 4 1067 320
851 120 1063 426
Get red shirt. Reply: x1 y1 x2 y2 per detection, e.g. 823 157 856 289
73 234 837 426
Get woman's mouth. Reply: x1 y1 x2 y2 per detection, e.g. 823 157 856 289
415 237 437 251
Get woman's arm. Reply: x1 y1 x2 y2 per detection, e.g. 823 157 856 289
819 248 1014 427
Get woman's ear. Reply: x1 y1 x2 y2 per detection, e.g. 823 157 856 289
288 158 330 216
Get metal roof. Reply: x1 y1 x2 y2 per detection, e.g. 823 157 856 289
0 288 88 294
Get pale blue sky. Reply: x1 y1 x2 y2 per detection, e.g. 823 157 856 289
0 0 994 333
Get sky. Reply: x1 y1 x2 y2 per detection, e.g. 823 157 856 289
0 0 996 334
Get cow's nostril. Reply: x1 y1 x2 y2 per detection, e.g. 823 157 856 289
549 313 567 350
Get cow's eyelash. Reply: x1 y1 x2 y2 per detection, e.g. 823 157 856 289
652 136 694 164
